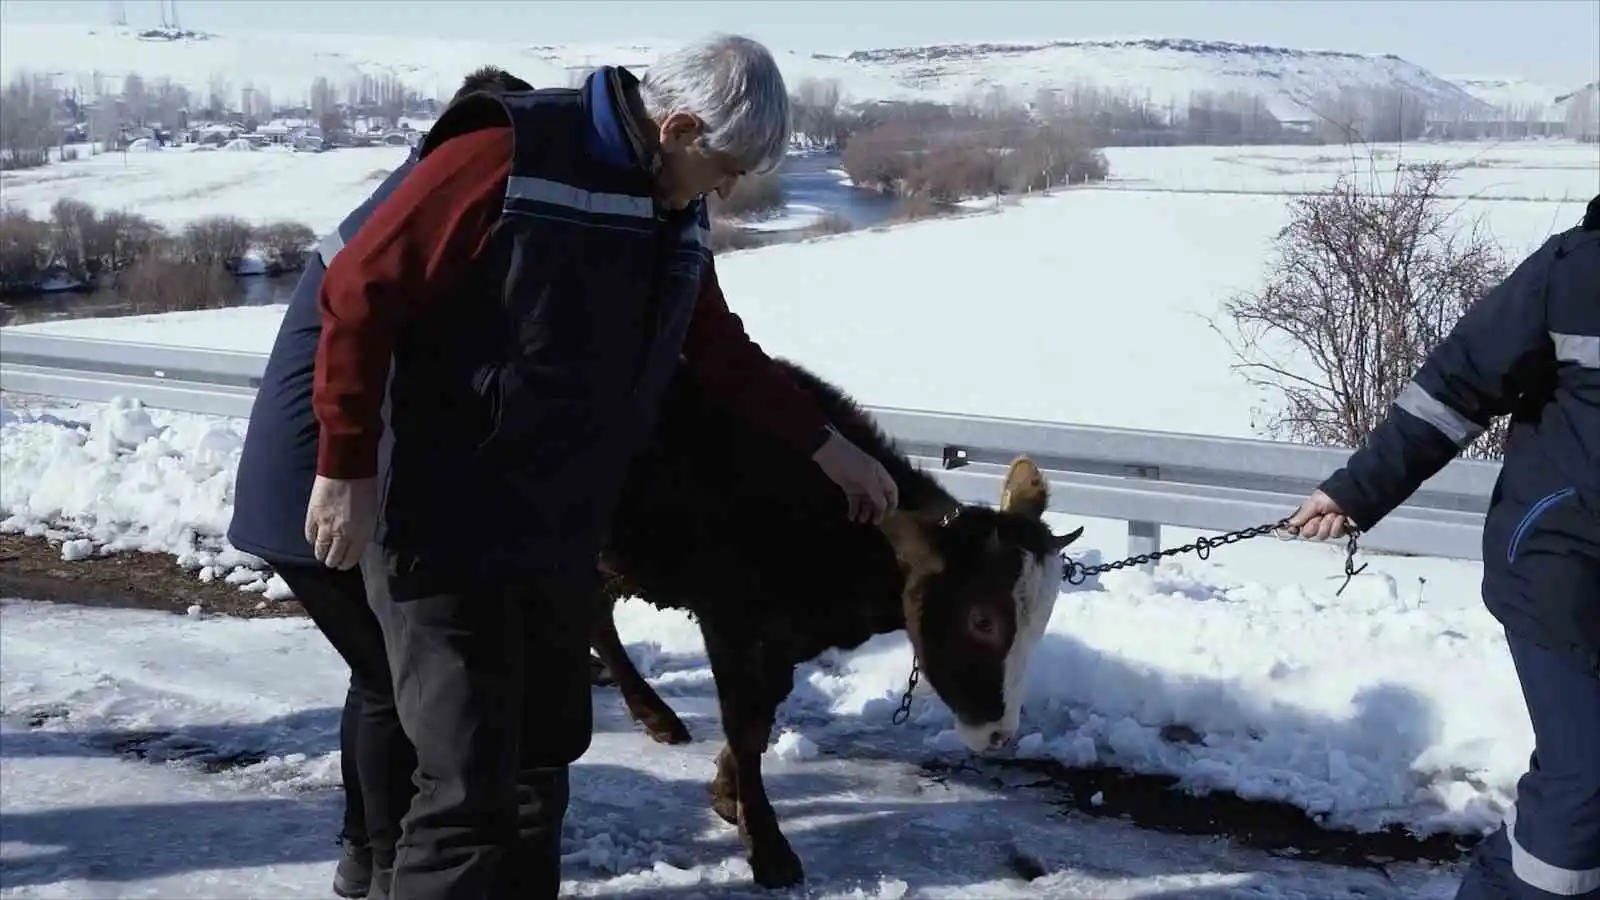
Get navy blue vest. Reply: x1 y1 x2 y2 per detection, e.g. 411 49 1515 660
378 76 711 577
227 151 420 567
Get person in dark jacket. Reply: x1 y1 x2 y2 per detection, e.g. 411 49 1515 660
228 65 535 900
301 35 900 900
1289 194 1600 900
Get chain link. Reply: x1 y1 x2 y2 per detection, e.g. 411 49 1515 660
891 658 921 725
1062 518 1295 585
889 518 1367 725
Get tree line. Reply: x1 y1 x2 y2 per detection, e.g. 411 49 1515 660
0 201 314 311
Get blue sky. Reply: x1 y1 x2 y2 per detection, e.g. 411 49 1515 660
4 0 1597 87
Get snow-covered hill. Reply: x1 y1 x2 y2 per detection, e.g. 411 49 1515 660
2 23 1500 122
826 38 1493 122
0 24 918 108
1448 74 1590 121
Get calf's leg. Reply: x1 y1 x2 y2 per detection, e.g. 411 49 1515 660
702 624 803 889
588 592 692 744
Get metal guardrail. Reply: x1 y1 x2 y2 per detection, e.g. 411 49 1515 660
0 329 1500 563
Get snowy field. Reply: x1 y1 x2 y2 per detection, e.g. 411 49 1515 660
1101 141 1599 202
3 139 1590 897
0 142 413 235
7 140 1594 435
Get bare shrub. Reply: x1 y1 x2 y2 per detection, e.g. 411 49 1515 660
707 170 786 218
0 208 52 289
843 101 1112 202
885 194 942 224
254 221 316 273
840 122 921 194
98 211 167 272
912 142 998 202
179 215 255 270
0 149 49 171
48 198 108 281
801 211 854 237
1004 125 1110 192
1215 161 1511 459
707 220 765 253
120 256 235 313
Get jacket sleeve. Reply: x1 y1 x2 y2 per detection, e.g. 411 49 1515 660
680 260 833 456
312 127 511 479
1318 236 1561 529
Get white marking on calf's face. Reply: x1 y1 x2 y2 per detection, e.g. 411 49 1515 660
952 549 1059 752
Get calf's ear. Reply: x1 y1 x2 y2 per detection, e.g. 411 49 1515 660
1000 456 1050 520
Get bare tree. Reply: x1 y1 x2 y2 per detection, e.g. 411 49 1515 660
121 73 148 127
0 208 53 289
707 170 786 218
1214 161 1511 458
150 77 190 130
253 221 316 273
1565 82 1599 142
98 210 166 272
120 257 234 313
47 198 108 281
206 73 232 119
310 76 344 137
178 216 255 271
0 71 59 168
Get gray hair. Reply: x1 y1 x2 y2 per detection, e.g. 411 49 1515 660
640 34 791 176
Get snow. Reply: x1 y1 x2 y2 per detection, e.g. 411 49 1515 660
0 598 1465 897
0 141 411 234
0 23 1527 126
833 37 1489 122
1448 75 1591 120
9 141 1592 430
0 24 917 109
740 202 831 233
3 138 1583 895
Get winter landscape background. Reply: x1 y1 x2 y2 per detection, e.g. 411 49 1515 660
1 1 1598 896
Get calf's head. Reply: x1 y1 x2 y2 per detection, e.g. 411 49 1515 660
880 456 1082 753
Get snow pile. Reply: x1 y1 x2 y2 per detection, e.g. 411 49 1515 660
0 397 268 583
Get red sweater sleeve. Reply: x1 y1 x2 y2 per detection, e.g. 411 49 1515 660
682 260 832 455
313 126 512 478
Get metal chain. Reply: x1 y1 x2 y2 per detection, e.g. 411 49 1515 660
891 658 921 725
889 518 1366 725
1062 518 1294 585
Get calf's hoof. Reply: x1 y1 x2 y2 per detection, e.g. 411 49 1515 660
710 780 739 826
748 839 805 890
645 716 692 745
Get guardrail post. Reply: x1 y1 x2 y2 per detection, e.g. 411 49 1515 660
1129 520 1160 572
1126 464 1160 573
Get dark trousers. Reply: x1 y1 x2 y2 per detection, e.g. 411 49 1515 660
277 563 418 873
1456 633 1600 899
360 544 595 900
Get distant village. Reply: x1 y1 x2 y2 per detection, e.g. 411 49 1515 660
51 90 441 157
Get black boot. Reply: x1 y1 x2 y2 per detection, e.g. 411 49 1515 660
333 838 373 899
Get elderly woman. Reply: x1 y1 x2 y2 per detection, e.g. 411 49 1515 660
299 34 898 900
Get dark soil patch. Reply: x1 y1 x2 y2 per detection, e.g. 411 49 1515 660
0 533 303 619
93 729 272 773
922 755 1477 872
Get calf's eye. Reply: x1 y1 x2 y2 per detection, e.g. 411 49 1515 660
967 608 996 636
